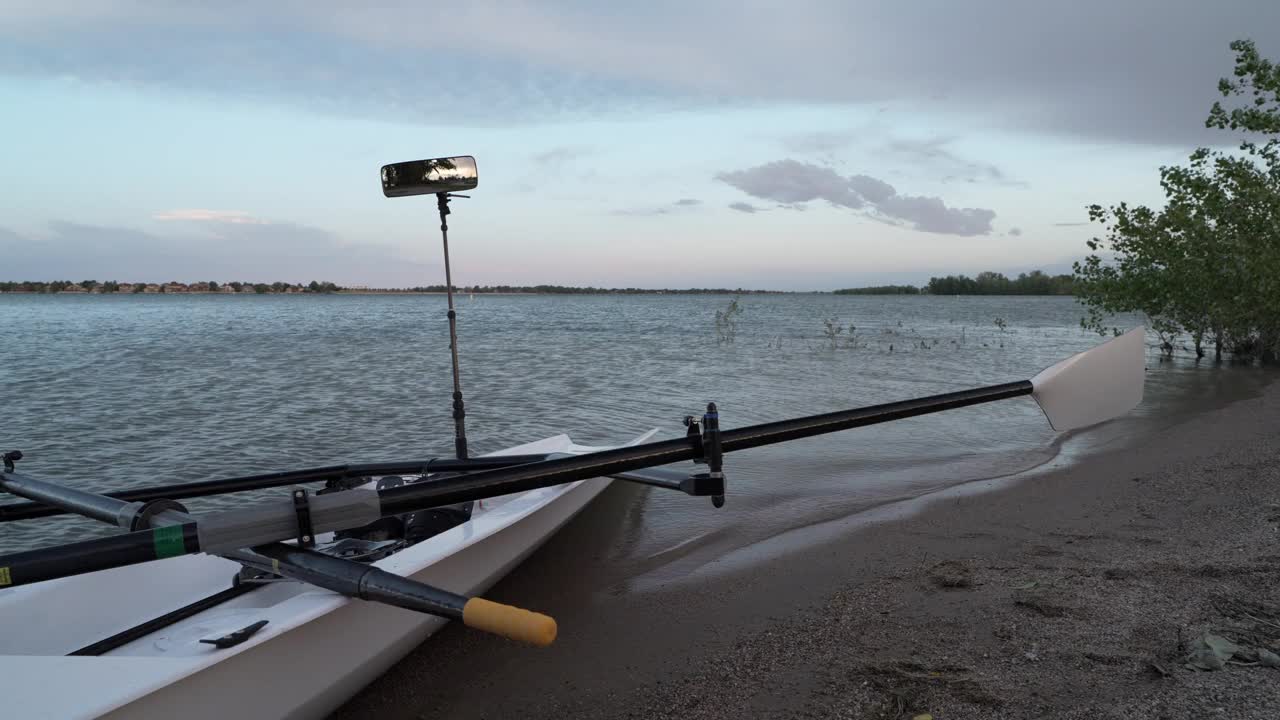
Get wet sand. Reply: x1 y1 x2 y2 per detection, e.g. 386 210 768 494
335 378 1280 719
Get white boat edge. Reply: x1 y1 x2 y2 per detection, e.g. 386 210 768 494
0 429 659 720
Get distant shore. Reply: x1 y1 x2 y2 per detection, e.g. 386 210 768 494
0 289 1082 297
0 290 1081 297
0 282 793 296
0 269 1077 296
0 289 805 296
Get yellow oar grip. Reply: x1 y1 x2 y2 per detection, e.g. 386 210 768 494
462 597 558 646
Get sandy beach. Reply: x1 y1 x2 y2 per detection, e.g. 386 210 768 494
335 377 1280 719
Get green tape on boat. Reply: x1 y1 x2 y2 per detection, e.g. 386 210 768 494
152 525 186 559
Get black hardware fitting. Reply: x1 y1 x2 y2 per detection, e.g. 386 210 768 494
678 405 726 507
320 475 374 495
128 498 190 531
437 191 452 221
199 619 269 649
2 450 22 473
684 416 704 463
701 402 725 508
293 488 315 548
677 473 724 497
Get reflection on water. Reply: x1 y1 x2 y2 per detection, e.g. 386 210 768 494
2 294 1274 576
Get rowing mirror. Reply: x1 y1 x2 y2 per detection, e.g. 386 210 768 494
381 156 478 197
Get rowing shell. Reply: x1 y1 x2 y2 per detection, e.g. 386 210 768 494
0 430 656 720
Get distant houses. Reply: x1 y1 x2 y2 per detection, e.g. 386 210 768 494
0 280 346 294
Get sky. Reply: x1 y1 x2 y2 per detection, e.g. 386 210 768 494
2 1 1279 290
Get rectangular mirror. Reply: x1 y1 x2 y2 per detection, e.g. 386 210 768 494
381 156 478 197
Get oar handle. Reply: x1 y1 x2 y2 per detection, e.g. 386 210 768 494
462 597 557 647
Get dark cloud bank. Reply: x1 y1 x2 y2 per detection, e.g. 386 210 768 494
4 2 1278 145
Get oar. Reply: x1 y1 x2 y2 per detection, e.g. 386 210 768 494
0 470 557 646
0 327 1146 588
0 454 552 523
242 543 556 646
379 326 1146 511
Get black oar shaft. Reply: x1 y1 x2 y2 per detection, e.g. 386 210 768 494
246 543 467 620
0 523 200 587
379 436 694 515
377 380 1034 514
0 455 550 523
246 543 555 644
720 380 1032 452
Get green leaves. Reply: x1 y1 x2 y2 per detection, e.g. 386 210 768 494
1207 39 1280 134
1075 40 1280 361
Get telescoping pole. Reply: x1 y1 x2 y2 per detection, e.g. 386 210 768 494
437 191 468 460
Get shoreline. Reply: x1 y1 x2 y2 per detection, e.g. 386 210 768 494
0 291 1077 296
0 290 814 297
336 375 1280 719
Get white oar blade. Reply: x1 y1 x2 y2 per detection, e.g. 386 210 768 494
1030 326 1146 431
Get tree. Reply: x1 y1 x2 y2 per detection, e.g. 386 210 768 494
923 271 1072 295
208 281 220 292
1074 39 1280 362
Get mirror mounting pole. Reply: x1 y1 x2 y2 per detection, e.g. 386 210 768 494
437 192 471 460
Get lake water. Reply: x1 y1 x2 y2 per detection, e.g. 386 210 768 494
1 294 1271 583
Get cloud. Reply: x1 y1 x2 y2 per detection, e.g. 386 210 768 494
846 174 895 204
612 208 670 216
4 2 1276 143
874 194 995 236
727 201 761 213
717 159 996 236
152 209 268 224
0 220 430 285
781 130 859 154
612 198 704 216
716 159 865 209
1008 227 1024 236
530 146 594 167
881 136 1026 187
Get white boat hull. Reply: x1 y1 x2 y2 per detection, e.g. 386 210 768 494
107 474 612 720
0 432 656 719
